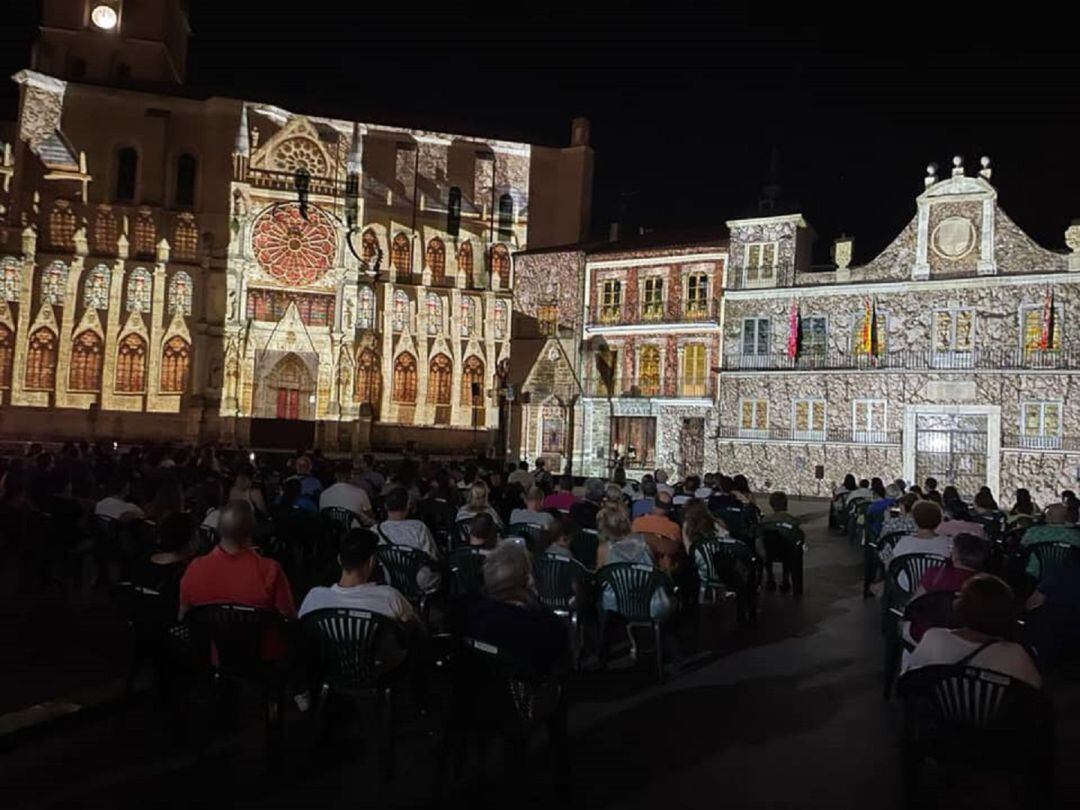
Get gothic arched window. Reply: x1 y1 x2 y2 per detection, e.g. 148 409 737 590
175 153 197 208
392 352 417 404
94 206 119 255
84 265 111 310
0 259 19 302
174 214 199 262
425 292 443 335
427 353 452 405
426 237 446 284
0 324 14 389
160 336 190 393
493 300 508 340
392 289 409 332
167 271 193 316
48 203 76 251
361 229 378 263
357 285 375 330
458 241 474 288
115 333 148 393
354 348 380 406
115 147 138 203
391 232 411 276
68 330 103 392
490 244 510 289
460 297 477 337
126 268 152 313
132 211 156 259
25 328 57 391
41 261 68 305
461 355 484 406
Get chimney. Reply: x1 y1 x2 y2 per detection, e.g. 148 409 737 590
571 117 591 147
609 221 620 242
833 236 853 282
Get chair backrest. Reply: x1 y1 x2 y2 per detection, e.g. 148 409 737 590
458 637 556 734
897 664 1050 732
713 505 748 539
113 581 175 638
876 530 908 552
534 551 586 614
374 544 430 600
197 524 218 554
453 518 474 549
690 536 725 584
886 553 948 605
301 607 407 687
596 562 669 623
507 523 546 552
901 589 960 629
570 528 599 570
321 506 358 533
1026 541 1075 579
756 521 805 549
448 546 487 597
185 603 281 675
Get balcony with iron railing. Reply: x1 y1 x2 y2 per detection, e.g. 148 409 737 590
1002 434 1080 452
722 347 1080 372
714 425 904 445
589 297 720 329
582 374 714 400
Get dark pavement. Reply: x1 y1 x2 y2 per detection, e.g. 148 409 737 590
5 499 1080 809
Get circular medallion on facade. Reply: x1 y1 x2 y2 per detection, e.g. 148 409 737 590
251 202 337 286
931 216 976 260
547 346 561 362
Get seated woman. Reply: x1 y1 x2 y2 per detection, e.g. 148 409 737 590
594 502 671 621
681 498 731 554
131 512 194 612
467 512 501 553
456 480 505 529
1007 487 1039 525
903 573 1041 688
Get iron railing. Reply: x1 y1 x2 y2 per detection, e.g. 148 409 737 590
722 347 1080 372
1001 434 1080 452
588 300 719 328
582 375 714 399
713 425 904 445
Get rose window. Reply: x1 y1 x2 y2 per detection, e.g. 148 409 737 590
251 203 337 286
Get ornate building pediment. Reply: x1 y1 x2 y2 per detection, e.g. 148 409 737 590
261 301 317 356
250 114 337 180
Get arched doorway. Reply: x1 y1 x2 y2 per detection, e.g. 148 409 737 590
257 352 315 420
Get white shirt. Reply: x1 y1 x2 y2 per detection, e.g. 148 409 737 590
319 482 372 520
95 496 145 520
508 469 535 490
298 582 418 626
904 628 1041 688
376 518 441 592
509 508 555 529
694 487 713 499
891 534 953 561
847 487 873 503
656 483 675 496
202 508 220 530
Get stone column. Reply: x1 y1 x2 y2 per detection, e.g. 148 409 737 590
99 260 127 411
54 256 85 408
10 231 37 406
145 263 168 410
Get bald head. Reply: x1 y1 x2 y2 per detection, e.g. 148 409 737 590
218 499 255 548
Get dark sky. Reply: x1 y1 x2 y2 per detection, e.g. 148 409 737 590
3 2 1079 262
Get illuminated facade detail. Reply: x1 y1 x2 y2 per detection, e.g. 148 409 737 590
427 353 452 405
425 293 443 335
357 286 375 330
167 271 193 316
84 265 111 309
426 238 445 284
41 261 68 305
391 233 411 277
25 328 58 391
68 330 104 392
392 290 409 332
159 336 190 393
116 333 148 393
491 244 510 289
393 352 418 403
458 242 474 287
126 267 152 313
1 260 19 303
251 202 337 286
0 324 13 390
462 355 484 406
354 348 379 408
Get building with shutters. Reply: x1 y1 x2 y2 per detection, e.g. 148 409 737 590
0 0 593 451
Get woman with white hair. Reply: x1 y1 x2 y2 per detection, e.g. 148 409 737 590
456 479 504 529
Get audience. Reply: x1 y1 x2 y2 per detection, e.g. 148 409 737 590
467 512 501 552
510 486 557 530
95 475 145 521
542 475 578 512
891 500 952 561
907 532 988 643
457 480 504 529
569 478 604 530
375 486 442 593
1021 503 1080 576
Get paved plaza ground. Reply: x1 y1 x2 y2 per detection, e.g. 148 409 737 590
4 498 1080 809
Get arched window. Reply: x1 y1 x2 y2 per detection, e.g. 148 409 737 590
25 328 57 390
458 241 474 288
115 147 138 203
84 265 111 310
426 238 446 284
132 210 156 258
392 289 409 332
461 355 484 406
638 345 661 396
1 258 20 302
68 330 103 392
460 297 477 337
94 206 119 255
361 229 378 264
490 244 510 289
427 353 452 405
41 261 68 305
447 187 462 237
357 285 375 330
425 292 443 335
493 300 508 340
392 352 417 403
354 348 380 406
48 203 76 251
0 324 14 389
175 154 197 208
167 271 193 316
391 232 411 277
174 214 199 262
160 336 190 393
498 192 514 238
115 333 148 393
126 268 152 313
540 401 566 455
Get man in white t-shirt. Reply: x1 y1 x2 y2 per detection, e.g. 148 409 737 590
95 475 145 521
375 486 441 592
299 529 420 629
319 463 373 524
509 486 556 530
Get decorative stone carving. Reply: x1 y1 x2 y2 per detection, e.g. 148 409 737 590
1067 223 1080 272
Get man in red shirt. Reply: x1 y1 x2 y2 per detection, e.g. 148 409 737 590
542 475 578 512
180 500 295 656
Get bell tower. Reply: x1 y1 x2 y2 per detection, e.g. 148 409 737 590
32 0 190 85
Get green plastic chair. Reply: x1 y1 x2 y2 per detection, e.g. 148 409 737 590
374 544 437 617
535 551 590 669
881 552 948 697
507 522 547 552
570 528 599 570
448 546 487 597
1026 541 1076 580
689 536 730 603
595 562 673 681
756 521 806 594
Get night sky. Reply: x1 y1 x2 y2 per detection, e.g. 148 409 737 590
2 2 1078 262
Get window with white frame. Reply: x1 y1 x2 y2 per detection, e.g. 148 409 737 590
852 399 887 443
1021 304 1062 357
802 316 828 356
744 241 778 285
793 398 826 441
932 309 974 366
641 276 665 320
600 278 622 322
739 398 769 438
686 274 709 317
741 317 770 360
1020 401 1062 449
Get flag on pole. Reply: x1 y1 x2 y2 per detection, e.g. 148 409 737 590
787 299 800 359
1040 287 1055 351
861 295 875 355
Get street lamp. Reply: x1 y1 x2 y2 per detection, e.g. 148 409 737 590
90 2 120 30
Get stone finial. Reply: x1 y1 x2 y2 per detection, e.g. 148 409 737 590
117 230 129 259
924 163 937 188
234 105 250 157
73 222 88 256
951 155 964 177
979 155 992 181
21 224 37 257
347 121 362 175
156 238 171 263
833 237 853 272
1067 221 1080 272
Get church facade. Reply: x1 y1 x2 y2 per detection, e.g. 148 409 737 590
0 0 593 451
717 159 1080 505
